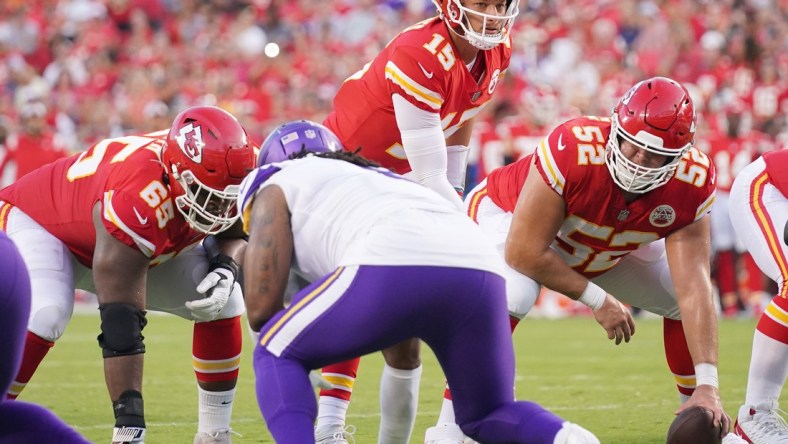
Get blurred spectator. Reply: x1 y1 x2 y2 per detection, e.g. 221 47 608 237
0 0 783 184
0 116 11 186
0 0 784 319
0 101 68 187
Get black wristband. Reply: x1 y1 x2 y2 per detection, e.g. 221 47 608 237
208 254 240 280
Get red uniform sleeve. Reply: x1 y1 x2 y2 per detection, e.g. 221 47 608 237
385 45 449 113
533 120 595 198
101 189 161 258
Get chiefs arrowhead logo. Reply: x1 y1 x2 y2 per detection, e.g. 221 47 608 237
175 123 204 163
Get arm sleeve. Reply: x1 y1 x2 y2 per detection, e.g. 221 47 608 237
393 93 464 210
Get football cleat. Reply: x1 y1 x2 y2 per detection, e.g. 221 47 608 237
194 430 233 443
315 424 356 444
112 426 145 443
553 422 600 444
735 400 788 443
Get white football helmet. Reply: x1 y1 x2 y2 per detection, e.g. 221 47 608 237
433 0 520 50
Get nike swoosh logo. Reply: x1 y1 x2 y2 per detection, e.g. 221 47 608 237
417 62 434 79
557 134 566 151
133 207 148 224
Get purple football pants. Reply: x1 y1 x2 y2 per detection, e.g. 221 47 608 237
0 233 89 443
0 233 30 399
254 265 565 443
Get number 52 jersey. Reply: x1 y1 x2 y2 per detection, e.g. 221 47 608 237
481 116 717 277
0 131 203 268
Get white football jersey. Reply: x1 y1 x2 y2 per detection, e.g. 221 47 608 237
239 156 503 282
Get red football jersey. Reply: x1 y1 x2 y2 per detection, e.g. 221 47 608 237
763 149 788 197
701 130 759 192
1 131 68 181
485 116 716 277
323 17 511 173
0 131 203 268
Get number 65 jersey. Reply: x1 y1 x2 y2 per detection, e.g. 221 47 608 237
482 116 716 278
0 131 203 268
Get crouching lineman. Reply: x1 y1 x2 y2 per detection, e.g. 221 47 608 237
729 149 788 443
425 77 741 443
0 106 256 443
238 119 601 444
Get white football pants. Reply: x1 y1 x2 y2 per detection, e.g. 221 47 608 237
466 179 681 320
1 205 245 342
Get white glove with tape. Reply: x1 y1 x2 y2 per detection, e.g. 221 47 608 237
186 255 239 321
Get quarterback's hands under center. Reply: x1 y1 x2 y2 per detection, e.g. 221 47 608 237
186 267 235 321
593 294 636 345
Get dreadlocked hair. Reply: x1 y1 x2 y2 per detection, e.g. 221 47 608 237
290 146 384 169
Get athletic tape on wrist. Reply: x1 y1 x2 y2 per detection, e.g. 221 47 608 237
695 363 719 388
578 282 606 311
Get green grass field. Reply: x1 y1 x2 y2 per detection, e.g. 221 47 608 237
19 313 774 443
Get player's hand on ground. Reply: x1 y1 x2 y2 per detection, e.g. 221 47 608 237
677 385 730 438
186 267 235 321
593 294 635 345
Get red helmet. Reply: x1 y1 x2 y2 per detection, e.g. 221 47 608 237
432 0 519 50
606 77 696 193
162 106 255 234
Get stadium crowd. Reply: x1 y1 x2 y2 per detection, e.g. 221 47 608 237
0 0 786 317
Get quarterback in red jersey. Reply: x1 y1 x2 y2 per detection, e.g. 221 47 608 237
0 106 256 444
729 149 788 443
319 1 519 443
324 0 513 209
427 77 739 443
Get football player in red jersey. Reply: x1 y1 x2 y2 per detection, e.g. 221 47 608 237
426 77 739 443
0 106 256 444
729 149 788 443
320 1 518 442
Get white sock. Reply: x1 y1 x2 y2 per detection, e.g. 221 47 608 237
679 393 691 404
247 323 260 345
316 396 349 429
745 330 788 406
378 364 422 444
437 393 456 425
197 386 235 433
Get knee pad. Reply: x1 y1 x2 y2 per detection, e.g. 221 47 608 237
97 303 147 358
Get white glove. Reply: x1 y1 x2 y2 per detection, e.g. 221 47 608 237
186 267 235 321
309 370 332 390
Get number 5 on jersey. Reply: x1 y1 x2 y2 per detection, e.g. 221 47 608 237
67 134 176 229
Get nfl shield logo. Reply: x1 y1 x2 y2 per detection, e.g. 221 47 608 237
305 129 317 139
617 210 629 221
471 91 482 102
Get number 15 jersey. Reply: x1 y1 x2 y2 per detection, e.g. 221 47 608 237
323 16 511 174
